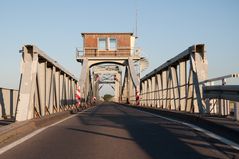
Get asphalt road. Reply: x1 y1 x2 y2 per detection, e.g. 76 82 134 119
1 102 238 159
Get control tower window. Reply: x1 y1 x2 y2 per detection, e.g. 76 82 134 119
109 38 117 50
98 38 107 50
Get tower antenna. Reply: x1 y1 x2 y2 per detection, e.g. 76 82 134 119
134 0 139 39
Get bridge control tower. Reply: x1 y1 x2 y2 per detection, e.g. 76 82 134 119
76 33 148 104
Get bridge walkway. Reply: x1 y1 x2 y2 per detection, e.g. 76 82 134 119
1 103 238 159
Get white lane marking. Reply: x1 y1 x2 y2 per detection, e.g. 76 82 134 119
135 108 239 151
0 107 95 155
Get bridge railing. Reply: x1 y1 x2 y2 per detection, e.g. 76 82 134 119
16 45 78 121
76 47 141 59
139 44 208 113
0 87 18 120
202 74 239 119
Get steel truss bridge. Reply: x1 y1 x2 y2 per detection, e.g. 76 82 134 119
0 36 239 158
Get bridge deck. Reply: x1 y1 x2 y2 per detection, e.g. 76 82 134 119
1 103 238 159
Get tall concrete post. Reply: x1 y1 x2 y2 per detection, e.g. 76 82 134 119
162 70 167 109
114 73 120 102
235 102 239 121
179 61 187 111
151 76 156 107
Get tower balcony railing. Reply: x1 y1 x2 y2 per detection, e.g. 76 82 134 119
76 47 141 60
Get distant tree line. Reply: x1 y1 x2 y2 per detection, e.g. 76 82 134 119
103 94 114 101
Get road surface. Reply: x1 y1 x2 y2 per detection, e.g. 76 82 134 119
1 102 238 159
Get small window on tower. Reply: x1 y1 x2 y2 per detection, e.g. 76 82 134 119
109 38 117 50
98 38 107 50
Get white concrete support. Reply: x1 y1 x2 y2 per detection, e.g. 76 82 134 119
162 70 167 109
179 61 187 111
141 82 145 106
145 80 149 106
166 69 171 109
114 73 120 102
151 76 156 107
171 66 180 110
38 62 46 116
121 69 128 103
235 102 239 121
147 78 152 107
154 75 159 108
186 67 194 112
143 81 147 106
157 74 163 108
55 70 60 112
59 73 64 109
128 68 133 104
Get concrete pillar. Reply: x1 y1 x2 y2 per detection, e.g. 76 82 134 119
151 76 156 107
186 68 193 112
38 62 46 116
157 74 163 108
162 70 167 109
143 81 147 106
235 102 239 121
114 73 120 102
148 78 152 107
166 69 172 109
156 74 161 108
145 80 148 106
219 99 223 115
179 61 187 111
128 71 133 104
171 66 179 110
55 70 60 112
141 82 144 106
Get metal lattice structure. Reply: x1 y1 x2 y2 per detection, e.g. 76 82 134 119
140 44 208 113
16 45 78 121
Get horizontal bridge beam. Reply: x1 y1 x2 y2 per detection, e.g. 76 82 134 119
22 45 77 80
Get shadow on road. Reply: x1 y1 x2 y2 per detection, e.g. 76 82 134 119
69 102 238 159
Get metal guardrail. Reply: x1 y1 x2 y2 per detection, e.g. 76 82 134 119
203 85 239 120
203 85 239 102
201 73 239 85
200 73 239 116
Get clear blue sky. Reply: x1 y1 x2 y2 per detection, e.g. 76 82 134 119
0 0 239 92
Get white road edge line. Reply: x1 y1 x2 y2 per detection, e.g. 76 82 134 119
0 107 95 155
136 109 239 151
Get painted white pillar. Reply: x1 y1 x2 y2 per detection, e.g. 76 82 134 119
162 71 167 109
179 61 187 111
235 102 239 121
148 78 152 107
151 76 156 107
171 66 179 110
156 74 162 108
